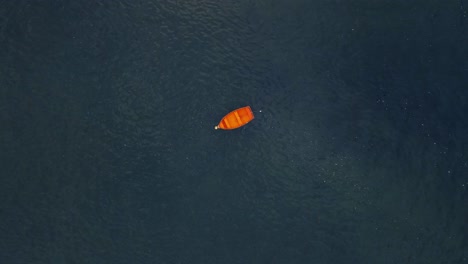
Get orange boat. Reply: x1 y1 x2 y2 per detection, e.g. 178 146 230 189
215 106 254 130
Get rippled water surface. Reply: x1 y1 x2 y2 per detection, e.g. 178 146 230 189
1 0 467 263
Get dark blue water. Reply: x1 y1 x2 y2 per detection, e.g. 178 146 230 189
1 1 467 263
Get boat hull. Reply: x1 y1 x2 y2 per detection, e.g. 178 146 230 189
215 106 254 130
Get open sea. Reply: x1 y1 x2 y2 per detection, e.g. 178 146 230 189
1 1 467 263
